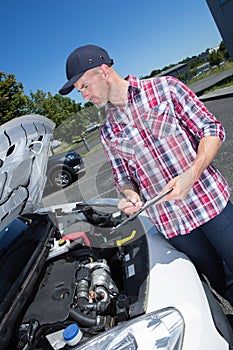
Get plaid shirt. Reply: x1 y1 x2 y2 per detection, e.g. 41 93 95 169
100 75 230 238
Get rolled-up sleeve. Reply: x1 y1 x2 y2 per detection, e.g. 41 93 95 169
168 76 225 142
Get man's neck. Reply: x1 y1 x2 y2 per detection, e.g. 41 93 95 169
109 75 129 107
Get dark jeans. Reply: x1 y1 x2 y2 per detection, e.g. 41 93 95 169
169 201 233 302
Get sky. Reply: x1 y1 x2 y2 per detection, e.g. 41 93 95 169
1 0 222 105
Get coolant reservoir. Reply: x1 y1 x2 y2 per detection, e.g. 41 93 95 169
63 323 83 347
47 238 71 259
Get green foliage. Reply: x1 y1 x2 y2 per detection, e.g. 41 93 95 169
0 70 105 141
141 40 231 81
0 72 30 125
54 113 83 143
26 90 83 126
219 41 231 61
207 50 224 67
53 104 101 144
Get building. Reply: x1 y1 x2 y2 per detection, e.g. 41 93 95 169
206 0 233 60
155 62 189 78
155 52 211 81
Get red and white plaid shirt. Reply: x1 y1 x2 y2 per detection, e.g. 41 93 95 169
100 75 230 238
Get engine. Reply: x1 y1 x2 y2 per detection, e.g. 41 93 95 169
13 207 149 349
15 246 131 349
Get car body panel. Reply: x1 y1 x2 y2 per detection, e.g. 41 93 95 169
0 115 55 231
143 216 230 350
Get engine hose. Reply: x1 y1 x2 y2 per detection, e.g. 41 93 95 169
69 308 100 327
76 266 91 302
77 296 96 312
62 232 91 247
69 247 99 262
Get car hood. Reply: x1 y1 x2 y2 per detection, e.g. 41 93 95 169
48 150 69 161
0 115 55 231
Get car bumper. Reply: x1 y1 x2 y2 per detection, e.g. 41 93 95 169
72 161 84 174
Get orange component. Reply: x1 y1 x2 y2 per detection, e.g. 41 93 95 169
89 290 96 299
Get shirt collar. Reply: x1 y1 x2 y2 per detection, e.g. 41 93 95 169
125 75 142 92
105 75 141 111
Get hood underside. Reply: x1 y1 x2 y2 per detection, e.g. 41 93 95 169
0 115 55 231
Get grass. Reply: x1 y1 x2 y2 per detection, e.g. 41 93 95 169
187 61 233 86
53 129 101 156
203 76 233 94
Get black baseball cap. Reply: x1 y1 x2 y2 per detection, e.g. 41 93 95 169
59 44 113 95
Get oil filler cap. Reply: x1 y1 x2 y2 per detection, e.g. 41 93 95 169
58 239 66 246
63 323 82 346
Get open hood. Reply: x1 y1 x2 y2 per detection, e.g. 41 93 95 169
0 115 55 231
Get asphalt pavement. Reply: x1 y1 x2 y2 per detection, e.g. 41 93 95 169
189 67 233 97
200 85 233 101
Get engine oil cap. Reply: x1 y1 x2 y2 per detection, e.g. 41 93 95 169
63 323 82 346
58 238 66 246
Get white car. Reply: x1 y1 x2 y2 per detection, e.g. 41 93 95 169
0 115 232 350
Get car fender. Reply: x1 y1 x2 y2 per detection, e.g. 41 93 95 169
47 163 72 177
142 216 230 350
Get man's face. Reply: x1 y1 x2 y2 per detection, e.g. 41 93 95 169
74 66 109 107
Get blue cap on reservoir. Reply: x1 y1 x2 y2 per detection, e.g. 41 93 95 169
63 323 82 346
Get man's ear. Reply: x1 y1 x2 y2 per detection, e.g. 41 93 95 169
99 64 110 78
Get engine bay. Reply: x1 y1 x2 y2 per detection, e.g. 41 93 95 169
10 204 149 349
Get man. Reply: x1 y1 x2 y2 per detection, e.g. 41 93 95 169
59 44 233 302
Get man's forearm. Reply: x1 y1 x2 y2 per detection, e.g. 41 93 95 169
191 136 222 182
161 135 223 202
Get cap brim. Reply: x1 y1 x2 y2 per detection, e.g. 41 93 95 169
59 73 84 95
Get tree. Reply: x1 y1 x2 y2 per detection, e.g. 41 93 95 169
0 71 85 126
52 104 101 143
26 90 82 126
219 40 231 61
53 112 85 143
207 50 224 68
0 72 29 125
82 104 101 126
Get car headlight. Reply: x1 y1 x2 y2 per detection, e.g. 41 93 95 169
77 307 184 350
66 154 76 161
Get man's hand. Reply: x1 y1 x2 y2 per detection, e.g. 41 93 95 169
162 167 195 201
161 136 222 202
118 189 142 216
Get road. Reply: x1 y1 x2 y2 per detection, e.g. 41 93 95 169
42 96 233 208
204 96 233 201
189 67 233 96
42 144 116 208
